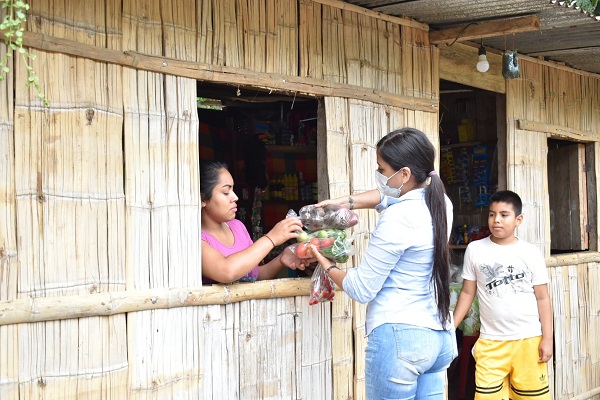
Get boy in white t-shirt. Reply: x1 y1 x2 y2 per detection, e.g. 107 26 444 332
453 190 553 400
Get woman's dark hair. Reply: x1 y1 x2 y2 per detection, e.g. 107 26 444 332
200 160 228 202
376 128 450 327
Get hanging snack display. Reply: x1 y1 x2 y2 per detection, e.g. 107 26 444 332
440 148 458 184
456 148 472 204
473 145 490 207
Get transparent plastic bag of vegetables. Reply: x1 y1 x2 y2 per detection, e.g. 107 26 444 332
309 263 335 305
298 204 359 231
318 235 355 263
292 228 354 263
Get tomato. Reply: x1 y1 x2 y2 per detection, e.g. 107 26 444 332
320 238 334 248
296 243 308 258
317 230 329 239
310 238 321 248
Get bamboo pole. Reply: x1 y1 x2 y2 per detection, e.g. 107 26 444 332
311 0 428 31
570 387 600 400
0 279 312 326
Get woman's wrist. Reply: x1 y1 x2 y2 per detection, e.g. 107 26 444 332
263 234 276 247
326 264 340 273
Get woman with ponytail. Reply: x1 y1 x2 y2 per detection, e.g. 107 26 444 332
312 128 456 399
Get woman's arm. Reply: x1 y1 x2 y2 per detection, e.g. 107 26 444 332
201 217 303 283
316 189 382 210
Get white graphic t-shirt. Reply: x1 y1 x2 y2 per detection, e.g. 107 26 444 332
462 236 549 340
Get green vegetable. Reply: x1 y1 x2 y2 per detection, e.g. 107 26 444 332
317 230 329 239
319 237 350 263
298 231 310 242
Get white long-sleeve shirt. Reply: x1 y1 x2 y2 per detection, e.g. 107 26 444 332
343 188 453 335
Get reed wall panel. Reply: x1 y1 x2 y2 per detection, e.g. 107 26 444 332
122 1 203 398
0 25 18 398
299 0 323 79
549 262 600 400
506 60 551 254
4 1 128 396
303 5 437 103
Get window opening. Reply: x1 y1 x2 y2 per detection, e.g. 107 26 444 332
197 81 319 281
547 138 591 253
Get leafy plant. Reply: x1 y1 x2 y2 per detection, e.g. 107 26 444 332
1 0 48 106
570 0 599 15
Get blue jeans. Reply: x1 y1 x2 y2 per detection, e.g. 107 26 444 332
365 323 458 400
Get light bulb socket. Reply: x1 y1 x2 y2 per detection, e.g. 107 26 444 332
478 45 487 56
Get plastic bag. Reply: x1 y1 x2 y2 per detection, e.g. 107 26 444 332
502 50 520 79
298 204 359 231
309 263 335 305
297 228 347 243
289 234 355 263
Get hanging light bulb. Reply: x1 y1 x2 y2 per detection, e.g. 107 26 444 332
476 43 490 73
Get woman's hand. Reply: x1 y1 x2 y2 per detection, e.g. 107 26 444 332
315 196 345 208
280 245 315 270
266 217 304 246
309 243 335 270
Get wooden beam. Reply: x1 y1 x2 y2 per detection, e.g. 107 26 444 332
439 42 505 93
0 30 439 113
430 16 541 45
311 0 429 31
518 119 593 142
0 279 313 325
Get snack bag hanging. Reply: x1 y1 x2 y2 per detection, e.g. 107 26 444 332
308 263 335 305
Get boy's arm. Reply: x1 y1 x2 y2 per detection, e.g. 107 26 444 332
534 283 554 363
453 279 477 328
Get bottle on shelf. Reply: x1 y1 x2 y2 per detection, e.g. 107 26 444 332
298 172 306 201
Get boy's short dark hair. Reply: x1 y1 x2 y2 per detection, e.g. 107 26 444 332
490 190 522 216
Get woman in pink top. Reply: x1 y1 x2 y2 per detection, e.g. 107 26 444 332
201 161 307 284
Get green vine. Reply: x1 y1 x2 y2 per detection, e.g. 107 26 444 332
1 0 49 106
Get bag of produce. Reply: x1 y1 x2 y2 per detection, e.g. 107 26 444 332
308 263 335 305
298 204 359 231
290 228 355 263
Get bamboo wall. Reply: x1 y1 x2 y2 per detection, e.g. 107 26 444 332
0 0 436 399
3 0 599 399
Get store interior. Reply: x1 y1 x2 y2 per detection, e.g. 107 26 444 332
440 79 501 400
197 81 319 275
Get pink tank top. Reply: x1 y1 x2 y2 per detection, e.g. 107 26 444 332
201 219 259 284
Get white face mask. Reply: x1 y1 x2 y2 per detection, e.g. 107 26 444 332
375 169 403 198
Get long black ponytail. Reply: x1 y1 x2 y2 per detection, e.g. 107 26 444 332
376 128 451 327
